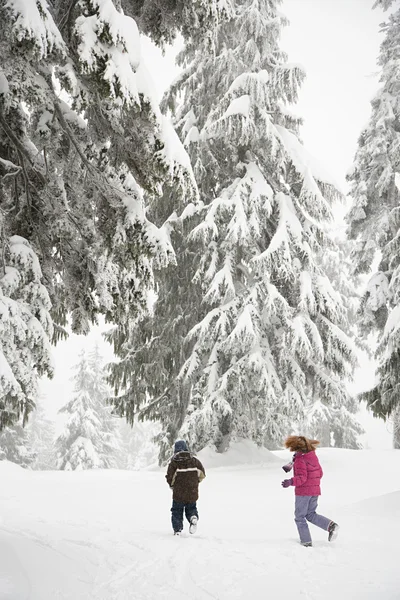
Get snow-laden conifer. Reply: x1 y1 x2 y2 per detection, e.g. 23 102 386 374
0 0 206 423
109 0 359 460
56 349 120 470
0 234 53 428
347 0 400 433
0 424 36 468
306 231 365 448
118 420 160 469
27 400 56 470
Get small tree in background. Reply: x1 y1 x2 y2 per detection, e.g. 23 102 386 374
56 349 120 470
0 424 36 468
118 420 160 470
27 399 56 470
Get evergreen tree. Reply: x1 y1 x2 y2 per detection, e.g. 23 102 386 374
56 349 119 470
318 230 364 341
0 424 36 468
305 230 365 448
347 0 400 440
27 399 56 470
0 233 53 428
109 0 359 460
0 0 194 335
88 342 123 462
119 420 160 469
0 0 222 425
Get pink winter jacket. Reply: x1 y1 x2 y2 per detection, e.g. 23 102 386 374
292 451 323 496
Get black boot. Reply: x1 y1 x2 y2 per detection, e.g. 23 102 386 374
328 521 339 542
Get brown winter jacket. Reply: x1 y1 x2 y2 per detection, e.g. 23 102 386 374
166 451 206 504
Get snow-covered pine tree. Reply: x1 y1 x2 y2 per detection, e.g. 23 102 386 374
56 349 119 470
27 399 56 470
1 0 201 424
118 420 160 469
306 230 365 448
0 233 53 428
1 0 195 333
318 231 364 341
0 424 36 468
109 0 359 461
87 342 123 463
347 0 400 440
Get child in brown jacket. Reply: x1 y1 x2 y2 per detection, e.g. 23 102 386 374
166 440 206 535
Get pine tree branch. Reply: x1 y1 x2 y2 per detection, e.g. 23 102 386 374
16 150 32 219
0 157 21 181
137 387 172 420
0 115 46 185
57 0 79 33
53 101 94 173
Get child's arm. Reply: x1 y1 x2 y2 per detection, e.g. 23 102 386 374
195 458 206 482
165 462 177 488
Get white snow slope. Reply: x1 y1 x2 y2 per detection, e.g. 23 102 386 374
0 442 399 599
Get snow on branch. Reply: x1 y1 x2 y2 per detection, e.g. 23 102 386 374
157 116 196 178
224 94 250 118
0 157 21 179
74 0 141 104
5 0 66 59
226 303 257 347
274 125 341 191
254 192 302 269
383 304 400 340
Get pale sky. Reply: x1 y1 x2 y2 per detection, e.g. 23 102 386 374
40 0 393 447
282 0 384 191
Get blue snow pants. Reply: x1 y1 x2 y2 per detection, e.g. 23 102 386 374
294 496 331 544
171 501 198 533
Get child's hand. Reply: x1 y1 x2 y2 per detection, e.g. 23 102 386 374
281 479 293 488
282 462 293 473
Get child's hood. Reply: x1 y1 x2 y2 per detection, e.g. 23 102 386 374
172 450 193 465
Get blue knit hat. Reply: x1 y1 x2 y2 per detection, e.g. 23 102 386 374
174 440 188 453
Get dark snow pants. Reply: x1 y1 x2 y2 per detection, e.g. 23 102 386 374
171 501 198 533
294 495 331 544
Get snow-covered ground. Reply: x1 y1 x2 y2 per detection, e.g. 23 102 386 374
1 442 399 599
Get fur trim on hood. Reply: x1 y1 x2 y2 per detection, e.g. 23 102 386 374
284 435 320 453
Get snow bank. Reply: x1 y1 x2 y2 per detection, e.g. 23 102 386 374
341 489 400 519
0 460 30 478
197 438 282 468
0 449 399 599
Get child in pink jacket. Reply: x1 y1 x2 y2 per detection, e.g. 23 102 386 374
281 435 339 547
